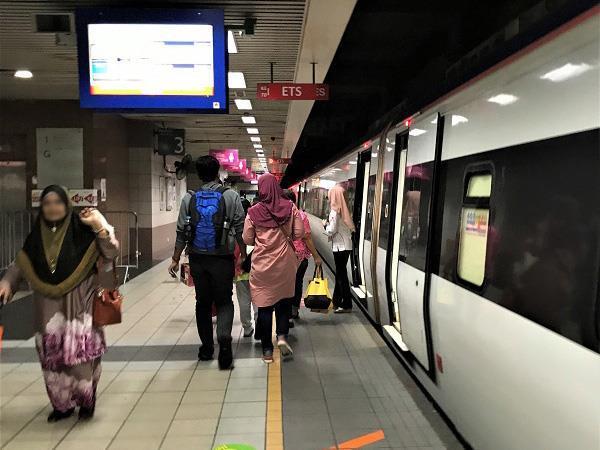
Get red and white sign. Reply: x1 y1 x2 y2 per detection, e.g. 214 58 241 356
269 157 292 165
32 189 98 207
70 189 98 207
257 83 329 101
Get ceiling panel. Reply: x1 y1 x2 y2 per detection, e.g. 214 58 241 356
0 0 307 172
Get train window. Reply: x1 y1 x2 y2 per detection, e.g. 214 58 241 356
466 173 492 197
457 173 492 287
399 162 434 271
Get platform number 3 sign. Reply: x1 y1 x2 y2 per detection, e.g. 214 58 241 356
154 128 186 156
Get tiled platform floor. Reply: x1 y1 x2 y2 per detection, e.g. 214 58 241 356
0 259 463 450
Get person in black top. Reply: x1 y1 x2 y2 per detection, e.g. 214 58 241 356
169 156 246 370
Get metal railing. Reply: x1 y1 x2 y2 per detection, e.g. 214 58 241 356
0 211 33 271
105 210 139 283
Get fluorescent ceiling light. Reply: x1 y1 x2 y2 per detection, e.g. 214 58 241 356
235 99 252 110
228 72 246 89
541 62 591 82
487 93 518 106
250 137 261 143
253 144 263 149
14 70 32 79
409 128 427 137
246 128 259 134
319 179 337 190
451 115 469 126
227 30 237 54
241 116 256 124
349 160 357 165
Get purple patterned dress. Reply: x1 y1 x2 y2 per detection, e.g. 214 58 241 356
3 233 118 412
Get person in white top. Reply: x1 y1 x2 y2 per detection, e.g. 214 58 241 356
324 184 355 313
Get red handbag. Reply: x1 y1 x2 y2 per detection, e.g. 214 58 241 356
93 258 123 327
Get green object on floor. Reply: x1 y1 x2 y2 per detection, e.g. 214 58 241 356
213 444 256 450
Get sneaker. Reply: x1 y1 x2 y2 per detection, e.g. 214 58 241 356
277 336 293 358
243 327 254 338
197 346 214 361
47 408 74 423
218 341 233 370
334 307 352 314
262 349 274 364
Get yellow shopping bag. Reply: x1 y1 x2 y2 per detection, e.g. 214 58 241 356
303 265 332 312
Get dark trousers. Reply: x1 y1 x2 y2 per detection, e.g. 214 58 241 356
292 258 309 308
333 250 352 309
189 254 235 349
257 298 291 352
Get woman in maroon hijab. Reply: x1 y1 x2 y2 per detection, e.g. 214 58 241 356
243 174 305 363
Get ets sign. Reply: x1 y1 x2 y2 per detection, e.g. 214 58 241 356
257 83 329 101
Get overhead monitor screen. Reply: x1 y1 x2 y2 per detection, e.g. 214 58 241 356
76 9 228 113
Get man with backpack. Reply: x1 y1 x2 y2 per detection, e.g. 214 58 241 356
169 155 246 370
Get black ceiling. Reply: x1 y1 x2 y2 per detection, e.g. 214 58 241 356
283 0 596 186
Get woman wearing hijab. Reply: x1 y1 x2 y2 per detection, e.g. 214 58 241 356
324 184 356 313
0 185 119 422
282 189 323 325
243 174 305 363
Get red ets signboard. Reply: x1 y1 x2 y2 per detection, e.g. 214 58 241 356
257 83 329 101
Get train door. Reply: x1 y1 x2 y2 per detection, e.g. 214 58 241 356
356 143 378 313
378 130 409 348
394 113 441 373
350 153 366 290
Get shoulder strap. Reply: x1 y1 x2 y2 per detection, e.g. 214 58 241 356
265 209 296 255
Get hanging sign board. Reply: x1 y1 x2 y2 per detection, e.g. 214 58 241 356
154 128 185 156
269 157 292 164
209 149 239 170
256 83 329 101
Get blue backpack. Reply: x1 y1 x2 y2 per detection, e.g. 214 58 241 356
188 186 229 253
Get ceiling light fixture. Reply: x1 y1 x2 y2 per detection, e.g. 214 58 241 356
235 99 252 110
487 93 518 106
451 115 469 126
409 128 427 137
349 160 357 165
227 30 238 54
228 72 246 89
246 128 259 135
253 144 263 149
241 116 256 124
250 137 261 143
14 70 33 79
541 62 591 82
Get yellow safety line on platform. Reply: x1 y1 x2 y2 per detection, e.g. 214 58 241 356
266 348 284 450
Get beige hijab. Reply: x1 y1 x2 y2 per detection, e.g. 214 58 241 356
328 185 355 232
